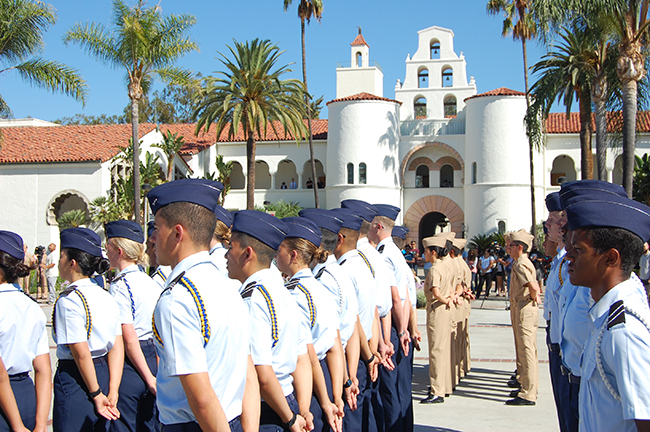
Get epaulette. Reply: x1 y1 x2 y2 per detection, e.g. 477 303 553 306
112 273 124 284
59 286 77 297
339 259 347 266
285 279 300 291
315 267 325 280
163 271 185 293
378 245 385 253
607 300 626 330
241 281 257 299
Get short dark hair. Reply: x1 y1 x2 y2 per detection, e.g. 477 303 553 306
512 240 529 253
320 228 338 253
157 202 216 248
392 236 405 249
428 245 448 258
359 220 371 236
231 231 277 266
62 248 110 277
585 227 644 275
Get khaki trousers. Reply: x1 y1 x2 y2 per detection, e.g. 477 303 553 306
426 302 452 397
511 301 539 401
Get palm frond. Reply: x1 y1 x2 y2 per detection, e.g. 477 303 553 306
13 58 87 103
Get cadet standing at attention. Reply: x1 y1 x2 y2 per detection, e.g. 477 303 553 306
105 220 162 432
0 231 51 432
505 229 540 406
148 179 250 431
146 221 170 290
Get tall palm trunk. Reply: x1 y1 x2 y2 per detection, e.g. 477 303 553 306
246 133 256 210
131 97 141 224
578 88 594 179
522 38 537 240
592 71 608 181
301 18 320 208
621 78 637 197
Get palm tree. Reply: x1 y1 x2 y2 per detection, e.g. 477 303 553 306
529 26 597 180
487 0 538 238
284 0 323 208
194 39 307 210
153 130 185 181
0 0 86 118
64 0 198 223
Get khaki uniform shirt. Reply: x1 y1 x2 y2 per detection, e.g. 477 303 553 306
510 253 537 308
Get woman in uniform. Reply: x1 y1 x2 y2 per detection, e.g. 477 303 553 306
0 231 51 432
275 217 344 432
105 220 162 431
52 227 123 431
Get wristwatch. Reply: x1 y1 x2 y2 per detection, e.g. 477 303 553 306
365 354 375 365
283 412 297 429
398 331 406 337
343 378 353 389
89 387 102 398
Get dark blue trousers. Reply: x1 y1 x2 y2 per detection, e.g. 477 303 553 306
560 376 580 432
160 416 242 432
259 392 299 431
397 334 413 432
343 359 368 432
547 327 566 432
0 373 36 432
378 326 402 432
53 356 110 432
310 358 333 432
113 340 160 432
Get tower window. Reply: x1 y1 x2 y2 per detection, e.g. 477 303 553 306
472 162 477 184
359 163 367 184
356 52 362 67
498 220 506 234
415 165 429 188
414 97 427 119
418 69 429 88
444 95 457 118
440 164 454 187
430 41 440 59
442 68 453 87
347 163 354 184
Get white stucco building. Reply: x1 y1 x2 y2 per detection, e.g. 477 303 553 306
2 25 649 250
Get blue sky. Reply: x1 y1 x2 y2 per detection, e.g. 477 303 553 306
2 0 554 122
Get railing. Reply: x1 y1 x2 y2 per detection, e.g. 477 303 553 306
400 119 466 136
336 61 383 72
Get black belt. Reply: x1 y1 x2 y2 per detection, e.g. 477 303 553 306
547 343 560 352
140 338 154 347
162 416 241 431
8 372 29 380
568 373 581 385
59 354 107 366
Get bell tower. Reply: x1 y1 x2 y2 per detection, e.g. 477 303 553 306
336 28 384 98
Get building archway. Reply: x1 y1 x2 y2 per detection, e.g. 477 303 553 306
229 162 245 190
46 190 91 226
255 160 271 189
400 141 465 186
418 211 451 251
550 155 576 185
403 195 464 245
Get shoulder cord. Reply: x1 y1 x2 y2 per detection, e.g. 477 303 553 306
121 277 136 320
596 306 650 401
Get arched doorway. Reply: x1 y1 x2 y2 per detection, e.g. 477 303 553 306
46 190 90 226
418 211 450 251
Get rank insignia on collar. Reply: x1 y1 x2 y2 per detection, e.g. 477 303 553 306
607 300 626 330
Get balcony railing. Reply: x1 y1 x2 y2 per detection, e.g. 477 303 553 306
400 119 466 136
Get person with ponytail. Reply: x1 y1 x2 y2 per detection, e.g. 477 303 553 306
52 227 123 431
105 220 162 431
420 236 454 405
0 231 51 432
208 206 241 292
275 217 345 432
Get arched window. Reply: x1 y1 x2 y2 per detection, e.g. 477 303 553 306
418 68 429 88
414 97 427 119
275 159 298 189
613 155 623 185
472 162 477 184
302 159 326 188
442 67 453 87
444 95 457 118
498 221 506 234
430 41 441 59
229 162 245 189
347 163 354 184
356 52 362 67
255 160 271 189
440 164 454 187
359 163 367 184
551 155 577 185
415 165 429 188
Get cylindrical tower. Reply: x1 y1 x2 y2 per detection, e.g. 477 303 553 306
463 90 531 238
326 94 402 209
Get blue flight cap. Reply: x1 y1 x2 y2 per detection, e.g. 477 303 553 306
373 204 401 221
392 225 409 240
60 227 102 257
0 231 24 260
545 192 562 212
564 193 650 242
330 208 364 231
299 209 344 234
283 217 322 247
147 221 155 238
340 199 378 222
147 178 223 215
105 220 144 243
559 180 627 210
231 210 288 250
214 205 233 227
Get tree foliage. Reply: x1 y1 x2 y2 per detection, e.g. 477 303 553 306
58 209 89 230
153 130 185 181
255 200 303 218
215 154 233 206
634 153 650 206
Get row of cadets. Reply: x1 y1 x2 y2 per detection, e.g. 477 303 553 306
299 209 360 420
367 204 415 432
420 235 454 404
449 238 474 385
560 180 650 431
105 220 163 431
51 227 123 431
276 217 345 432
146 221 171 290
541 192 568 427
329 208 382 432
225 210 310 432
0 231 51 432
147 178 250 431
505 229 540 405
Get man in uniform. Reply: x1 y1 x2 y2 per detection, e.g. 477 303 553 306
506 229 540 406
563 183 650 431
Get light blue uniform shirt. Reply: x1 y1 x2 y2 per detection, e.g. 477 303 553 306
543 249 563 321
53 278 121 360
313 255 358 347
153 251 248 425
357 237 392 318
338 249 376 340
579 277 650 432
151 265 171 290
209 244 243 292
240 268 302 397
546 248 567 343
377 237 409 306
559 282 593 375
288 268 338 360
0 283 49 374
110 264 162 340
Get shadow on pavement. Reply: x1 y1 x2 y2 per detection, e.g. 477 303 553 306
414 426 463 432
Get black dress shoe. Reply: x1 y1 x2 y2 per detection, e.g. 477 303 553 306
506 396 535 406
510 371 518 380
509 389 520 398
507 379 521 388
420 393 444 404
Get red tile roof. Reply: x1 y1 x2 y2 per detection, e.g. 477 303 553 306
545 111 650 133
351 33 369 47
464 87 526 101
327 92 402 105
